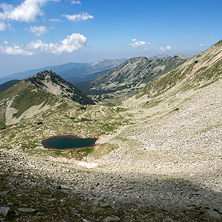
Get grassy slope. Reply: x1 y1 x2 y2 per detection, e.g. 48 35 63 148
0 81 58 128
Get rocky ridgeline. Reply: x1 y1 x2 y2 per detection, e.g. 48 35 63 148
0 70 94 128
26 70 94 105
84 55 187 102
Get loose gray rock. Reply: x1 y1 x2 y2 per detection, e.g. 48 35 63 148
206 209 222 220
103 216 120 222
17 208 37 213
99 202 110 208
0 191 9 196
0 207 11 216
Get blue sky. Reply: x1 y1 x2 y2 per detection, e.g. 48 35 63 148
0 0 222 77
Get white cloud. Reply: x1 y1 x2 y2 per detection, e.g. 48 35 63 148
0 33 87 55
166 45 171 50
63 12 94 22
0 0 59 23
29 26 47 36
0 45 33 55
71 0 81 4
28 33 87 54
0 22 6 31
49 18 62 22
56 33 87 53
4 40 8 45
130 38 146 47
129 38 151 50
200 43 204 47
160 45 171 51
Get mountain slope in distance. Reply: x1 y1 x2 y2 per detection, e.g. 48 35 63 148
84 55 187 103
142 40 222 98
0 59 127 85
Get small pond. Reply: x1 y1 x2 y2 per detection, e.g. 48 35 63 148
42 135 97 150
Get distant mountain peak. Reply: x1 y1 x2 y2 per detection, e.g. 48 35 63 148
175 53 191 59
25 70 94 105
91 59 105 66
0 70 94 127
150 54 170 60
90 58 127 68
0 58 127 85
26 70 63 87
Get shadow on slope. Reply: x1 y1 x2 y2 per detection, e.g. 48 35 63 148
0 150 221 221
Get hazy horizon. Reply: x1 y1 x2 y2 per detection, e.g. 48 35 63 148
0 52 193 78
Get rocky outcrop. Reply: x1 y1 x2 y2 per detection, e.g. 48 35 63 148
26 70 94 105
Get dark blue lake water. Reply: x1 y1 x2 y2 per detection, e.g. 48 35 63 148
42 135 97 150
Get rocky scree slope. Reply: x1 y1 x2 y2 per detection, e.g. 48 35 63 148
84 56 187 102
93 40 222 218
0 70 94 128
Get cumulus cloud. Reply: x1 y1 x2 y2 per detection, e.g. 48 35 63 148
29 25 47 36
129 38 151 50
130 38 146 47
63 12 94 22
28 33 87 54
71 0 81 4
0 33 87 55
0 0 59 23
0 45 33 55
160 45 171 51
200 43 204 47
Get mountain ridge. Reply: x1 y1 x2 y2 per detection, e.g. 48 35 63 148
0 59 127 85
83 55 187 102
142 40 222 98
0 70 94 128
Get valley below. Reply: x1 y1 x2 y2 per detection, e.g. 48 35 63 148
1 42 222 221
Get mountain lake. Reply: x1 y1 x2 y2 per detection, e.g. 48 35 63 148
42 135 97 150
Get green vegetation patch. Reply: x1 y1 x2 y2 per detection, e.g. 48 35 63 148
11 83 55 118
90 143 118 159
0 120 6 130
